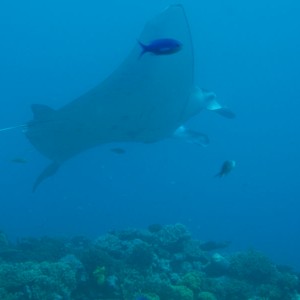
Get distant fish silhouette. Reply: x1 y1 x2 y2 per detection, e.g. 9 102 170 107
110 147 126 154
138 38 182 58
10 157 28 164
215 160 236 177
200 240 231 251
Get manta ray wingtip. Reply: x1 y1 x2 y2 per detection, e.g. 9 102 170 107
32 162 61 192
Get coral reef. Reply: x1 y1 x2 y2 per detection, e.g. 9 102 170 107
229 250 278 284
0 224 299 300
0 260 77 299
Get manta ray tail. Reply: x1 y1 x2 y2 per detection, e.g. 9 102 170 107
0 124 27 133
32 161 60 192
214 172 223 178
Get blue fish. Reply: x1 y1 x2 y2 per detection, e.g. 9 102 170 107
138 38 182 58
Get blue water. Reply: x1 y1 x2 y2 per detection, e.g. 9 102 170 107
0 0 299 271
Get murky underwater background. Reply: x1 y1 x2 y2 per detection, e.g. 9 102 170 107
0 0 299 289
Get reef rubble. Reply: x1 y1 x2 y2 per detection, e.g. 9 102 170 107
0 224 299 300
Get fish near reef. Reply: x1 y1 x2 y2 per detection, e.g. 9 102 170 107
200 240 231 251
215 160 236 177
138 38 182 58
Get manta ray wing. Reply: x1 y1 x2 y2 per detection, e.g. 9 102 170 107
25 4 194 191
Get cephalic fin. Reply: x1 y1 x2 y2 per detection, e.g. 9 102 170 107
173 126 209 147
214 107 236 119
183 128 209 147
199 88 236 119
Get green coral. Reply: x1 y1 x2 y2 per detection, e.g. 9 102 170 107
171 285 194 300
258 274 299 300
0 261 76 300
126 240 154 268
181 271 204 292
0 225 299 300
198 291 217 300
229 250 278 284
93 265 106 285
156 223 191 252
212 278 252 300
0 287 22 300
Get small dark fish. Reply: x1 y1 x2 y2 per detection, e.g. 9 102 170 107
215 160 236 177
148 223 163 233
110 148 126 154
138 38 182 58
11 157 28 164
200 240 231 251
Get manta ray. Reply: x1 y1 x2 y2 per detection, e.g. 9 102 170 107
19 5 234 191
